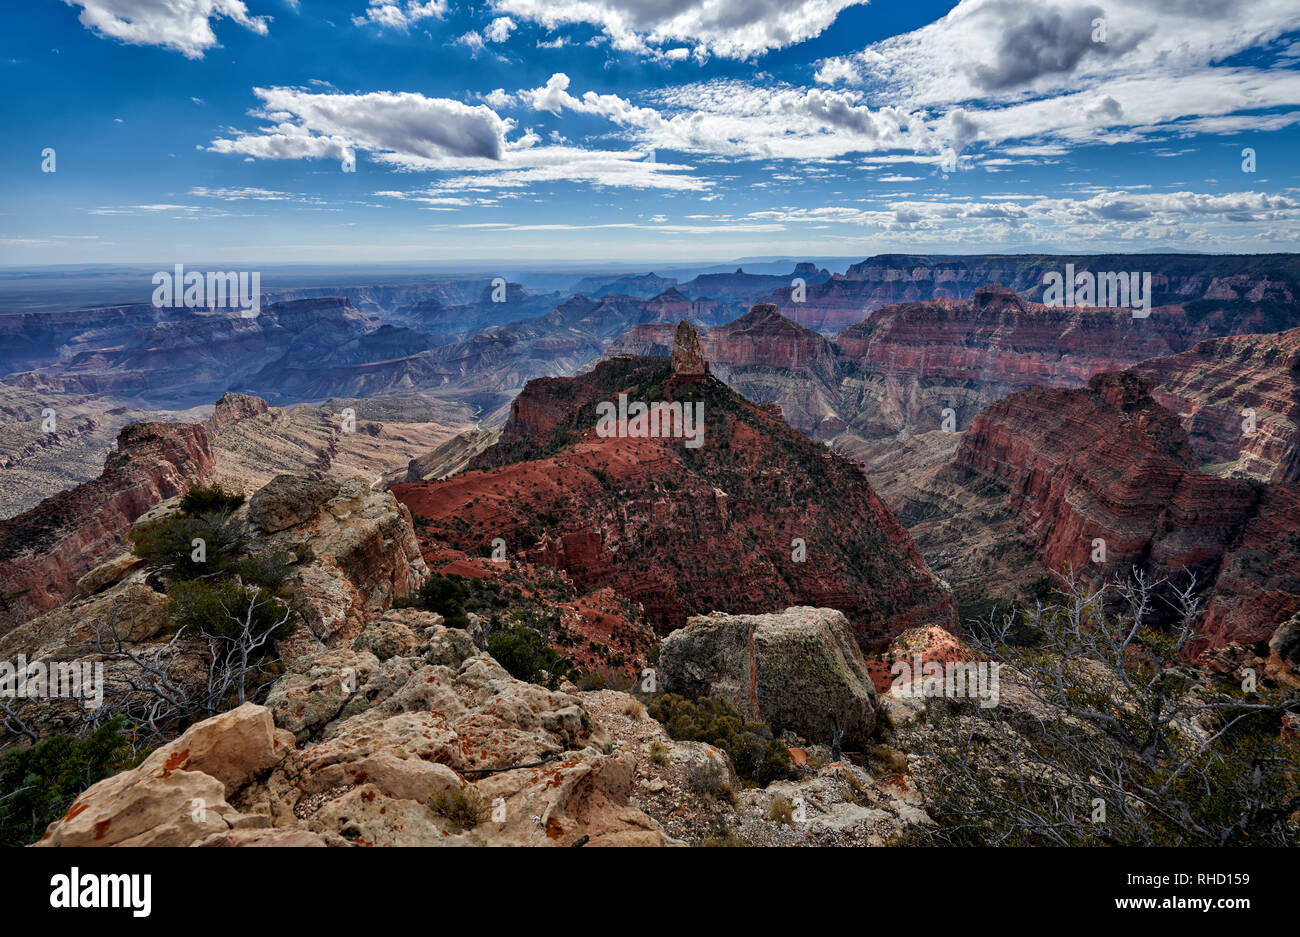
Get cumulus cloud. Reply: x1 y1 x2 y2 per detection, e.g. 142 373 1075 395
352 0 446 30
62 0 269 59
209 87 510 165
484 15 515 42
815 0 1295 101
491 0 867 59
209 85 709 191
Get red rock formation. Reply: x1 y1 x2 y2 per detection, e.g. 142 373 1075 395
834 284 1239 391
953 370 1300 653
1132 327 1300 482
669 320 708 377
0 420 216 630
395 354 956 651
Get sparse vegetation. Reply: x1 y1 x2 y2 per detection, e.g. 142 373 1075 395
906 571 1300 847
648 693 796 787
486 624 574 689
130 510 245 581
767 796 795 827
432 784 490 831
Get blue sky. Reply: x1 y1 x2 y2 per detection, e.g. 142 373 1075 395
3 0 1300 265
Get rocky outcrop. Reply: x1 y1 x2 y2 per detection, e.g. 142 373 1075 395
397 354 956 649
660 607 880 750
37 703 295 847
608 304 845 435
37 616 666 847
670 320 708 377
404 428 501 482
0 420 216 630
249 475 429 647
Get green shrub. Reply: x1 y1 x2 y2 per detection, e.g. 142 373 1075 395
0 718 132 846
416 575 470 628
168 579 294 647
648 693 796 787
179 483 245 516
233 549 294 591
487 625 573 689
130 511 244 580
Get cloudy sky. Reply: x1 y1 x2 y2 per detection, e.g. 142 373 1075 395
3 0 1300 264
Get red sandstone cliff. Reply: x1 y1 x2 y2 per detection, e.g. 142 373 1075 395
0 394 278 631
1132 327 1300 483
953 370 1300 653
0 420 216 630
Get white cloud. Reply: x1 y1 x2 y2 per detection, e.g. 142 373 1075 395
805 0 1300 157
62 0 269 59
457 30 485 52
209 87 511 167
484 16 515 42
492 0 868 59
352 0 446 30
210 85 709 191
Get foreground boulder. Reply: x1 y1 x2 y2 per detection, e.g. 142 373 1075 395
660 606 879 750
37 703 294 846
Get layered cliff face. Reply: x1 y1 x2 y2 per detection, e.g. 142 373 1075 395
395 324 955 651
28 297 377 407
0 303 173 375
677 264 830 306
953 371 1300 652
0 418 216 630
764 253 1300 333
612 284 1298 457
1132 327 1300 482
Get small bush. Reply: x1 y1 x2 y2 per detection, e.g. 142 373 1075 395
487 625 573 689
648 742 671 766
684 759 735 802
431 785 489 831
130 511 244 580
767 796 795 827
233 549 294 591
416 575 470 628
0 718 132 846
622 699 646 720
168 579 294 648
179 483 245 516
648 693 796 787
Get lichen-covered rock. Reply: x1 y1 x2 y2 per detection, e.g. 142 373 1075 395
247 475 340 534
660 606 879 750
75 552 146 598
